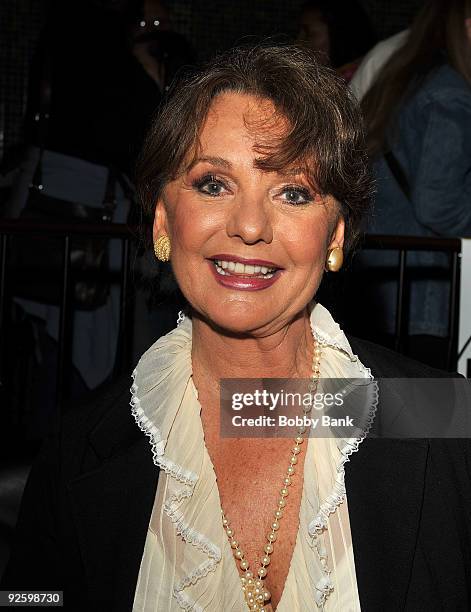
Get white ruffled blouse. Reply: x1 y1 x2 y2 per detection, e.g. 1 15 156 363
130 303 378 611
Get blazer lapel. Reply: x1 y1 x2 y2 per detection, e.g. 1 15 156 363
67 401 159 611
345 437 429 611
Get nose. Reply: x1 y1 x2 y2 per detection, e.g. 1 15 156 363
226 192 273 245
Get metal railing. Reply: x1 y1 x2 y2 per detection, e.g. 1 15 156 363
0 220 136 413
361 234 461 370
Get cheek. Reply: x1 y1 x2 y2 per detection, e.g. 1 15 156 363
168 200 226 291
170 202 214 253
282 216 331 270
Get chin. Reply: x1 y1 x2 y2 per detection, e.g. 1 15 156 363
199 296 303 337
197 299 278 336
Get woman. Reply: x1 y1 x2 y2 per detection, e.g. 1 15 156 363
2 45 471 611
358 0 471 365
296 0 376 81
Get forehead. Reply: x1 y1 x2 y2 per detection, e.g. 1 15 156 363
197 92 289 150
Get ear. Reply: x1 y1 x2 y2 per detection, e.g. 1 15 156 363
465 17 471 44
328 214 345 250
152 198 169 243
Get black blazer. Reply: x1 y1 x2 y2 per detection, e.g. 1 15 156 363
2 338 471 611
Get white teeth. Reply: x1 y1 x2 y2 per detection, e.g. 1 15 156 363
214 262 227 275
213 259 277 278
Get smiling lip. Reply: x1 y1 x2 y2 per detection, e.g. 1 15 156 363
207 254 283 291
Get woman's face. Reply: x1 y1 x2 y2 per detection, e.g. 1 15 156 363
154 92 344 336
297 8 331 65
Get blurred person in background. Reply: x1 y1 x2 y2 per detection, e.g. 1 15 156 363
127 0 195 95
296 0 376 82
125 0 195 350
349 29 409 101
3 0 194 437
357 0 471 367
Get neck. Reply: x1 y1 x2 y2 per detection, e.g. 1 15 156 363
191 307 315 388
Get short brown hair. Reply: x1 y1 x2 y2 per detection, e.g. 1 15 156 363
137 43 373 255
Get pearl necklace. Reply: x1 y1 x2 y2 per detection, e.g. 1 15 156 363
221 340 321 611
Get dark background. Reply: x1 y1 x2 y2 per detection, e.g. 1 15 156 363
0 0 424 170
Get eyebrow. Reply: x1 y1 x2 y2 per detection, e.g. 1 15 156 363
277 167 306 177
186 157 307 178
186 156 232 171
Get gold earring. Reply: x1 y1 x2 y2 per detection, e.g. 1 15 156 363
154 235 171 262
326 246 343 272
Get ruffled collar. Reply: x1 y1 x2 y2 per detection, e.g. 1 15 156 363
131 310 193 459
130 302 378 610
131 302 370 454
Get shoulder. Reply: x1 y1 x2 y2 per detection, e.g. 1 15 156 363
367 29 408 64
55 373 140 478
347 335 455 378
348 337 470 446
355 30 408 75
415 64 471 109
349 30 408 100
